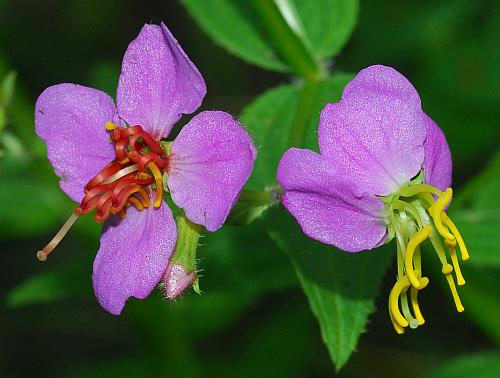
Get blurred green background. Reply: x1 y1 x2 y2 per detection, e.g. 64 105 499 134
0 1 499 377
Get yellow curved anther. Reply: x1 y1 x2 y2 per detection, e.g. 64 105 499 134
447 244 465 285
410 277 429 326
146 162 164 208
389 276 411 328
389 307 405 334
128 196 145 211
399 184 443 198
442 213 469 261
105 121 118 131
441 263 465 312
405 226 432 288
432 188 455 241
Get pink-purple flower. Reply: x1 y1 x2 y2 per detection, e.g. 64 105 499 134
277 65 469 333
35 23 256 315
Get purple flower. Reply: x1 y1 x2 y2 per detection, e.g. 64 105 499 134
277 65 469 334
35 23 256 315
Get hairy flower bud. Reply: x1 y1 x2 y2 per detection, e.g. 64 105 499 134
161 264 196 300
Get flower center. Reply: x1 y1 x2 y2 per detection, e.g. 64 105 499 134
382 172 469 334
37 122 168 261
75 122 167 222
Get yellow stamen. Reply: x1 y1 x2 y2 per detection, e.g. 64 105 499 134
410 277 429 325
36 212 79 261
128 196 144 211
389 276 411 328
441 263 465 312
105 121 118 130
389 305 405 334
442 213 469 260
446 240 465 285
430 188 455 241
146 162 164 208
399 183 443 198
405 226 432 288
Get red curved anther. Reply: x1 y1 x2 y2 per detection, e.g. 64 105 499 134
110 185 149 213
77 123 167 222
94 192 114 222
114 138 130 161
128 151 165 171
84 162 123 192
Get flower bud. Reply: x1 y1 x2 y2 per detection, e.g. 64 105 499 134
161 263 196 300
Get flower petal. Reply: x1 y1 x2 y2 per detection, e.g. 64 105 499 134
35 84 117 202
423 114 452 191
277 148 387 252
167 111 256 232
92 202 177 315
116 23 206 139
318 65 426 196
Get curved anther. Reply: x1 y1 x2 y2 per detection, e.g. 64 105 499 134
127 196 144 211
447 242 465 285
405 226 432 288
147 162 164 208
441 263 465 312
398 183 443 198
410 277 429 325
84 162 123 191
441 212 469 260
389 276 411 328
389 303 405 334
431 188 455 241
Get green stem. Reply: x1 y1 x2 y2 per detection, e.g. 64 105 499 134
252 0 324 81
286 78 321 148
170 211 203 273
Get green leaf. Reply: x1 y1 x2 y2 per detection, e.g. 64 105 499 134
452 211 500 267
6 258 92 307
422 352 500 378
293 0 358 61
266 207 391 370
0 157 71 237
0 71 16 107
181 0 358 72
451 150 500 267
240 73 352 189
460 267 500 343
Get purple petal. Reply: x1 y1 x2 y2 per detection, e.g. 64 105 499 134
116 23 206 139
35 84 117 202
423 114 452 191
277 148 387 252
167 111 256 232
92 202 177 315
318 65 426 196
